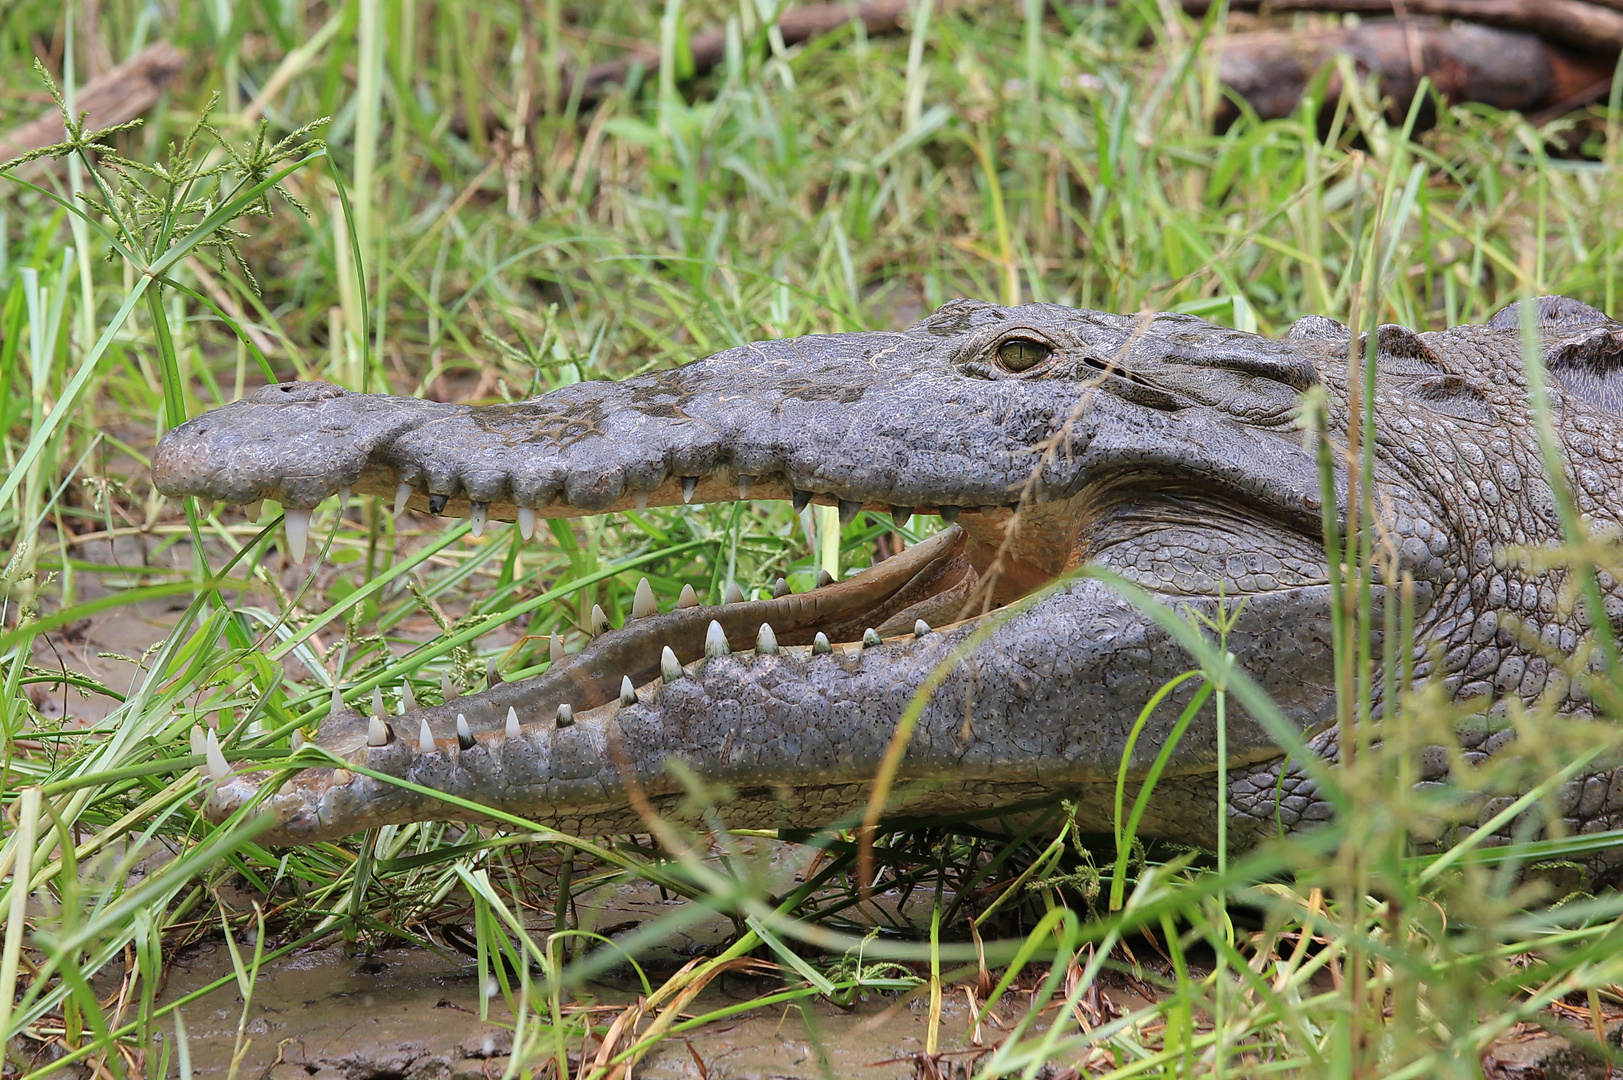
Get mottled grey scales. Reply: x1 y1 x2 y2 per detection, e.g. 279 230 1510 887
152 296 1623 878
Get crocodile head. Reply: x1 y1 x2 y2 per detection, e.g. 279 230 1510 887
151 296 1623 852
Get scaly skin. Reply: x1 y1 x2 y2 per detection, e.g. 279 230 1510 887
153 296 1623 871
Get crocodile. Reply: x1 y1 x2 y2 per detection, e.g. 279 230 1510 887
151 295 1623 868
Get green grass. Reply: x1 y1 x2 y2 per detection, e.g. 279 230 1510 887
5 2 1623 1077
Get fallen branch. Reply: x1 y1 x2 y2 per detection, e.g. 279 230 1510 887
0 41 185 164
1181 0 1623 52
1215 18 1618 125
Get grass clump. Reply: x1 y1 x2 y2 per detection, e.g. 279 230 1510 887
3 3 1623 1078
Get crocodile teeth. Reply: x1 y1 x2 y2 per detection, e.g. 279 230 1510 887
441 671 456 701
418 719 435 754
792 489 812 512
812 632 832 654
681 477 698 503
394 483 412 515
705 620 730 657
677 584 700 609
486 658 500 685
738 476 753 499
724 582 745 605
204 729 229 781
428 493 448 515
939 506 960 524
550 633 566 665
634 491 649 510
838 500 862 526
619 675 637 706
982 506 998 517
285 509 311 563
469 502 488 538
331 768 352 785
661 645 683 682
891 506 912 527
371 687 385 718
401 679 416 713
914 618 932 637
817 569 834 588
774 577 790 598
456 713 475 750
368 715 391 747
590 604 610 635
189 725 205 758
338 486 351 514
633 577 657 618
246 499 264 522
862 628 882 648
506 706 520 738
291 729 306 750
756 623 778 654
555 703 574 728
331 683 344 714
197 497 215 516
518 506 537 539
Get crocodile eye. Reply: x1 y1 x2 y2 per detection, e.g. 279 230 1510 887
996 338 1052 372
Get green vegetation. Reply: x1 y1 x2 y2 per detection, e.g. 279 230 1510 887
3 2 1623 1077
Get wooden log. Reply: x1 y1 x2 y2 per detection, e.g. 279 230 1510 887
0 41 185 164
1214 18 1618 125
1181 0 1623 52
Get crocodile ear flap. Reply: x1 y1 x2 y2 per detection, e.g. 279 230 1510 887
1491 296 1623 413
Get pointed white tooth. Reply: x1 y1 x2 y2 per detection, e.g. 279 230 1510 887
773 577 790 598
817 569 834 588
705 619 730 658
549 633 566 665
197 497 215 516
291 729 306 750
402 680 416 713
486 658 499 685
633 577 657 618
620 675 637 706
394 483 413 515
634 491 649 510
661 645 683 682
285 508 311 563
338 486 351 513
204 729 229 781
677 584 700 609
724 583 745 605
812 632 832 655
331 768 352 785
368 715 389 747
838 500 862 526
738 476 753 499
863 628 882 648
555 703 574 727
245 499 264 522
506 706 521 738
371 686 385 718
681 477 698 503
469 503 488 538
441 670 456 700
189 725 205 757
418 719 435 754
330 683 344 714
914 618 932 637
590 603 610 635
456 713 474 749
518 506 536 539
756 623 778 654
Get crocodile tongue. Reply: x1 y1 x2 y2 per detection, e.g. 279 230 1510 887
314 525 976 754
